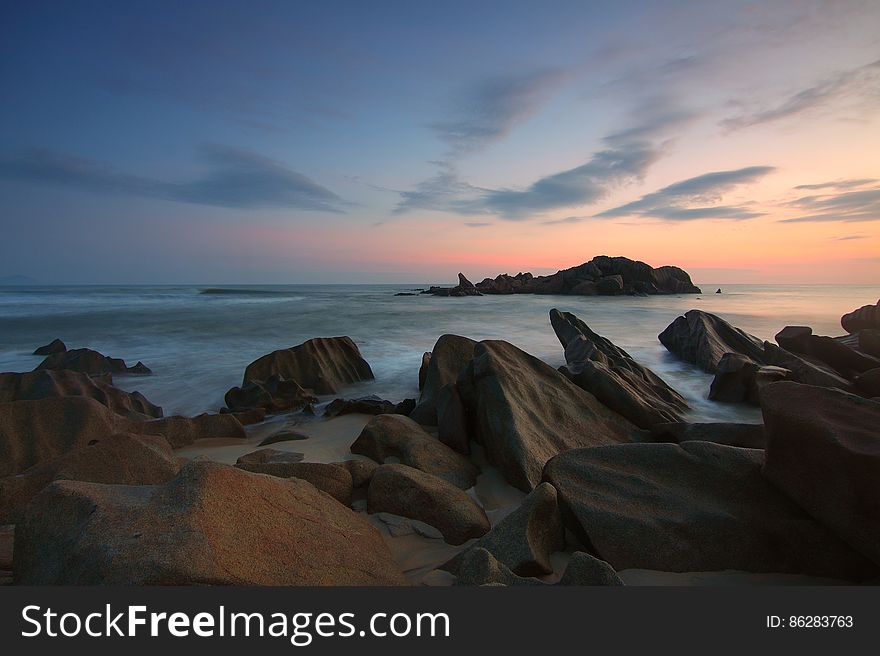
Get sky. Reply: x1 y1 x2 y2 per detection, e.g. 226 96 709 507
1 0 879 284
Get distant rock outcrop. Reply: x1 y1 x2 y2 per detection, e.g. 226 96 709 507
421 273 483 297
35 348 151 375
33 339 66 356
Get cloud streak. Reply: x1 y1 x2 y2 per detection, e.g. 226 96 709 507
0 146 346 212
780 186 880 223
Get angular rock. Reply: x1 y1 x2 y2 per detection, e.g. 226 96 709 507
436 383 470 454
453 548 543 586
409 334 477 426
761 342 854 391
0 433 179 524
558 552 624 586
236 455 353 505
323 395 405 418
774 326 813 352
367 464 489 545
35 348 151 375
855 368 880 397
0 369 162 419
649 421 766 449
543 441 876 580
841 300 880 334
219 407 266 425
351 414 478 489
458 340 641 491
418 352 431 390
131 412 246 449
858 329 880 358
225 375 317 414
242 337 374 394
775 326 880 379
33 338 66 356
14 461 405 585
550 309 688 428
658 310 766 373
445 482 564 576
761 382 880 565
709 353 759 402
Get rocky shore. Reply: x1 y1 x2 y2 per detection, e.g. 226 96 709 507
1 296 879 586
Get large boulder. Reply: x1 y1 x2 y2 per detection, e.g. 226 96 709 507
242 337 374 394
658 310 766 373
0 369 162 419
774 326 880 379
857 329 880 358
708 353 790 404
236 457 353 506
35 348 151 375
841 300 880 334
550 309 688 427
543 441 876 580
225 375 317 414
854 368 880 397
0 433 179 523
14 461 405 585
761 342 854 391
129 412 245 449
761 382 880 565
649 421 766 449
457 340 641 491
351 414 478 489
445 482 564 576
409 334 477 426
367 464 489 545
33 338 66 356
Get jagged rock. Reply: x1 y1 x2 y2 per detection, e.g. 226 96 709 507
409 334 477 426
543 441 876 580
224 375 317 413
14 461 405 585
558 552 624 586
649 421 766 448
0 433 179 523
761 382 880 565
457 340 641 491
761 342 854 391
841 300 880 334
855 368 880 397
0 369 162 419
32 339 66 356
131 412 245 449
453 548 543 586
418 352 431 390
550 309 688 428
242 337 374 394
445 482 564 576
35 348 151 375
235 454 353 505
351 414 478 489
368 464 489 545
324 395 412 418
658 310 766 373
421 273 483 297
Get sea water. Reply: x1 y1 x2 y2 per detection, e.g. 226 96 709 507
1 283 877 423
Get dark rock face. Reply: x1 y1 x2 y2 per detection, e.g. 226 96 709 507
649 421 766 449
855 368 880 397
558 552 624 586
418 352 431 390
224 375 318 414
775 326 880 379
220 407 266 425
761 382 880 566
235 454 353 505
436 382 469 454
761 342 854 391
458 340 641 491
543 441 876 580
421 273 483 297
550 309 688 428
33 339 66 356
35 348 151 375
367 464 490 545
351 414 478 489
658 310 766 373
445 482 565 577
323 395 413 418
258 429 310 446
14 461 406 585
0 369 162 419
0 433 179 523
841 300 880 334
708 353 791 404
131 412 246 449
409 334 477 426
242 337 374 394
858 329 880 358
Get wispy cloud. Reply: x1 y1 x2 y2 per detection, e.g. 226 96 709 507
721 59 880 131
598 166 775 221
780 186 880 223
541 215 587 225
795 178 877 191
464 221 491 228
429 69 567 157
0 145 346 212
831 234 867 241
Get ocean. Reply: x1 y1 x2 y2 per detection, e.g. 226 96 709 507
1 283 878 423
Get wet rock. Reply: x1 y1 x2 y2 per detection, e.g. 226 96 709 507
33 339 66 356
658 310 766 373
409 334 477 426
35 348 151 375
367 464 489 545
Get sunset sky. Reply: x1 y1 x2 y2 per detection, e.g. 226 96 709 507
1 0 878 284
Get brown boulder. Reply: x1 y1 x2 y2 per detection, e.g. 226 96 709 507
131 412 245 449
236 454 353 505
409 334 477 426
224 375 317 414
649 421 766 449
658 310 766 373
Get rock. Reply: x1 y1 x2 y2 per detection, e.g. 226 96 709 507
775 326 880 379
421 273 483 297
445 482 564 576
14 460 405 585
761 342 854 391
543 441 876 580
458 273 475 289
436 383 469 454
658 310 766 373
0 433 179 524
453 548 543 586
0 369 162 419
649 422 766 449
596 274 624 295
258 430 310 446
858 329 880 358
761 382 880 565
237 448 305 465
841 300 880 333
394 398 416 416
324 395 397 418
35 347 151 375
333 459 378 489
242 337 374 394
219 407 266 425
418 352 431 390
409 334 477 425
367 464 489 545
33 338 66 356
550 309 688 428
235 455 353 505
854 368 880 397
225 375 317 414
775 326 812 352
716 289 722 294
709 353 759 402
351 414 479 489
558 552 624 586
131 412 246 449
457 340 641 491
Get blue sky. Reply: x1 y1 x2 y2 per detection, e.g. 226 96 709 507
1 0 879 283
